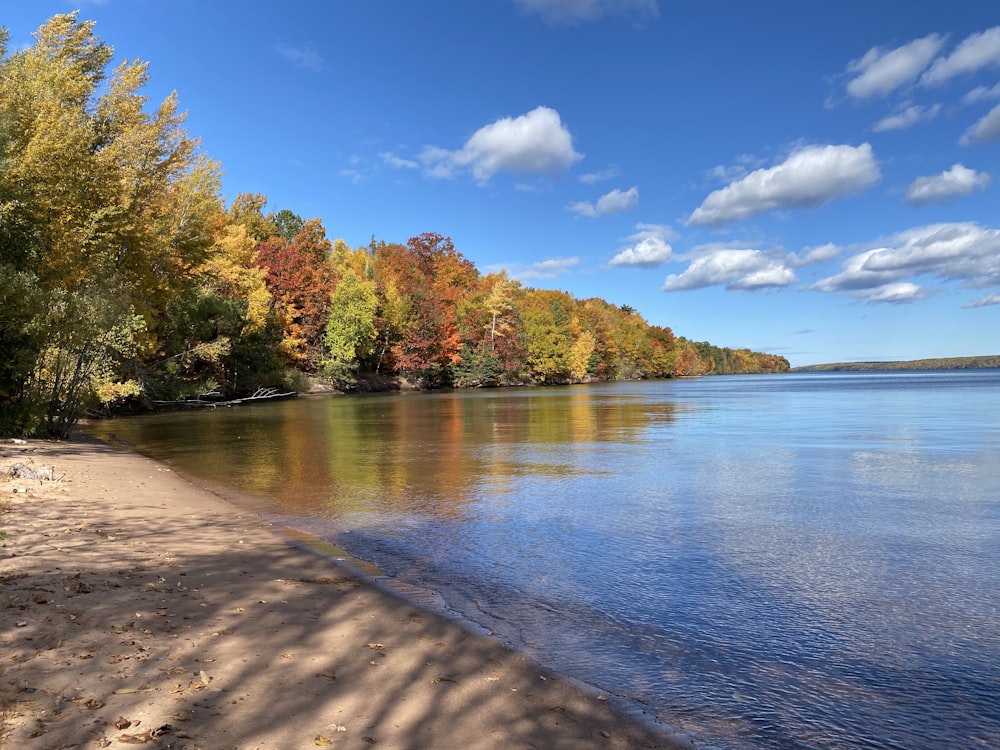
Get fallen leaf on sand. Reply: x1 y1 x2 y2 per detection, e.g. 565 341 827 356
171 680 207 694
313 736 333 746
117 732 150 744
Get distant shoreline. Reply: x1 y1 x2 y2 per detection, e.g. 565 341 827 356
791 355 1000 373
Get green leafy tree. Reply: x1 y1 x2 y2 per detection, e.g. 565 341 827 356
520 289 575 383
30 288 145 437
322 268 378 386
271 208 305 241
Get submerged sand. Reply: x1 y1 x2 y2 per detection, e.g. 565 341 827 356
0 437 688 749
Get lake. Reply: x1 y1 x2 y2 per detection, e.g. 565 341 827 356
87 371 1000 749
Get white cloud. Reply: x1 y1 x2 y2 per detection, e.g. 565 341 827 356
874 104 941 132
513 0 659 24
867 223 1000 279
811 248 897 293
610 236 671 267
510 257 580 281
965 293 1000 308
609 224 675 268
961 103 1000 145
381 152 419 169
579 165 620 184
662 249 795 291
812 222 1000 302
922 26 1000 86
788 243 840 267
964 83 1000 104
845 34 945 99
906 164 990 206
865 282 926 304
568 186 639 217
419 106 582 183
688 144 880 226
275 44 325 72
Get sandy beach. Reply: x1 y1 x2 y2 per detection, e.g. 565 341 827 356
1 437 687 749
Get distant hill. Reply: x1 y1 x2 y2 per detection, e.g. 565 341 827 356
792 355 1000 372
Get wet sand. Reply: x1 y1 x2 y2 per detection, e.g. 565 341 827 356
0 437 689 749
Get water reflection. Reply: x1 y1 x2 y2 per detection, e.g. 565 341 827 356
88 374 1000 750
92 386 681 523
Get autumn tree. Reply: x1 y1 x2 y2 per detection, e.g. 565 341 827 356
255 218 335 369
149 219 287 399
228 193 279 243
373 233 477 385
672 339 703 376
577 299 624 379
0 14 224 435
454 271 526 387
646 325 676 377
567 330 596 380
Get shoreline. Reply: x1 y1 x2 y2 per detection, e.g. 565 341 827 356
1 437 690 749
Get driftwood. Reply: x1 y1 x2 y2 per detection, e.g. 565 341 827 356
150 387 297 410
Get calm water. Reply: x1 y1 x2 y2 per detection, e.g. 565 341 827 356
88 372 1000 749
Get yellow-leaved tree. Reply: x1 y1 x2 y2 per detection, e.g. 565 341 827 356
0 13 224 436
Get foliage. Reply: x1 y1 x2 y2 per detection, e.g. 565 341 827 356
0 12 789 437
28 288 146 438
792 356 1000 372
453 272 526 387
0 13 229 434
321 268 378 386
255 218 335 370
0 267 49 435
370 233 477 385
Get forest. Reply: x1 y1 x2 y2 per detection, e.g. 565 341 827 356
0 14 788 439
792 356 1000 372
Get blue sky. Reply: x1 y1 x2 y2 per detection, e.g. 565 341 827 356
4 1 1000 367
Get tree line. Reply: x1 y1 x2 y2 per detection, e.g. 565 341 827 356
792 356 1000 372
0 14 788 438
